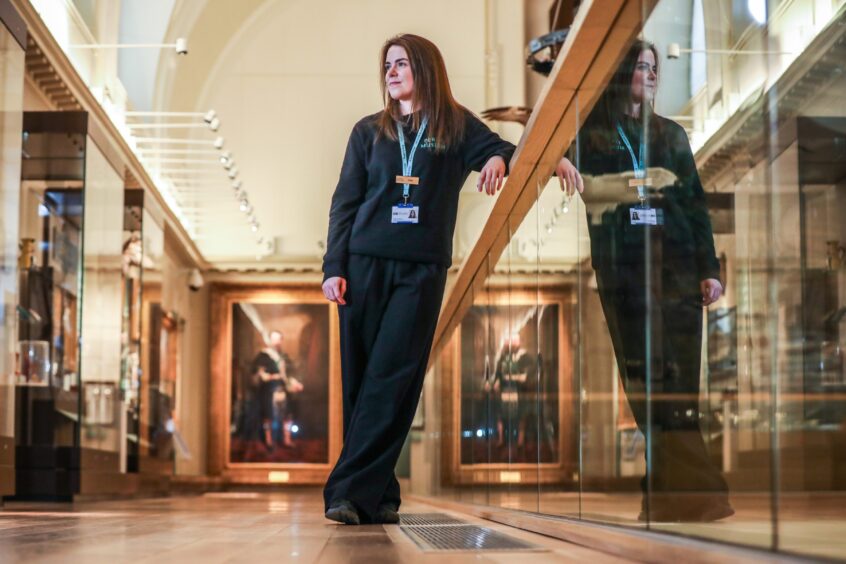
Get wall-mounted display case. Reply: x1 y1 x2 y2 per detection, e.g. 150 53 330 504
0 0 26 501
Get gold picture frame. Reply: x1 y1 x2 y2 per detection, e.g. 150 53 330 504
442 288 576 485
208 284 341 485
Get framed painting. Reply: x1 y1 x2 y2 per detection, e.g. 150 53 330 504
209 284 341 484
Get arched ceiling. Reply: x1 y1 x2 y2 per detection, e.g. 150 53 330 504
136 0 531 269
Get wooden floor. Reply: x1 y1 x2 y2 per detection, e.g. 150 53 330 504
0 488 633 563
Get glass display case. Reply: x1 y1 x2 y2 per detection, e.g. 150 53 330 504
0 2 26 500
139 206 175 476
412 0 846 559
16 112 87 499
121 190 143 472
78 134 127 483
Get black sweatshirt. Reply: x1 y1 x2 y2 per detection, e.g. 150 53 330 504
576 113 721 287
323 109 516 280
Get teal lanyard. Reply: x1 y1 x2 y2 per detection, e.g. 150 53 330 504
616 122 646 179
397 116 429 202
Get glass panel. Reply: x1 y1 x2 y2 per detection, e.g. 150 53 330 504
456 256 493 506
140 208 170 473
411 0 846 558
483 217 542 513
537 168 589 518
0 17 25 496
636 0 751 541
778 60 846 560
121 191 143 472
17 112 87 498
79 141 125 468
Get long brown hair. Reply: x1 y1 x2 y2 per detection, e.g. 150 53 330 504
587 40 661 148
377 34 465 151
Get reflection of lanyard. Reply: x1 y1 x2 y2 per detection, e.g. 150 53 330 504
616 122 645 179
397 116 429 202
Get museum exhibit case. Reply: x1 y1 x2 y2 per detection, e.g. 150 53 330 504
14 109 137 498
15 111 87 499
0 0 25 501
411 0 846 559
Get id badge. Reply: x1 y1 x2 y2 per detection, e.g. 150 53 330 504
392 204 420 224
629 207 662 226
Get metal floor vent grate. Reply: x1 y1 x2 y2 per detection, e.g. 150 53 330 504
397 513 544 552
397 513 467 526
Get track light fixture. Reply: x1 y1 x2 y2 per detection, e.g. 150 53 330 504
666 42 792 59
132 136 225 147
127 121 221 131
70 37 189 55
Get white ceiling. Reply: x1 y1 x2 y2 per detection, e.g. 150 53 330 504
142 0 528 268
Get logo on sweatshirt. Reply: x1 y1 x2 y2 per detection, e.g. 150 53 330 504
420 136 445 151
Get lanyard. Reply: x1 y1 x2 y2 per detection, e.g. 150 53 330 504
397 116 429 202
616 122 646 179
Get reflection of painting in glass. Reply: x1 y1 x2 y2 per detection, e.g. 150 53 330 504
460 304 559 464
229 303 330 464
145 304 176 461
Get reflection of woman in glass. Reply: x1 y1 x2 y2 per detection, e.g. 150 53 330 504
557 41 733 522
321 34 516 525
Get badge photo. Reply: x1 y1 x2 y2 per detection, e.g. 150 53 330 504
392 205 420 224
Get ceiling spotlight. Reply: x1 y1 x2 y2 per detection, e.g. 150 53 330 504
240 200 249 212
227 167 238 179
208 117 220 132
175 38 189 55
250 223 259 233
213 136 225 149
219 151 232 162
203 109 217 124
231 179 242 190
222 159 234 170
245 205 254 215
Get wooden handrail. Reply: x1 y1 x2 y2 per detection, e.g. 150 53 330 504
429 0 657 365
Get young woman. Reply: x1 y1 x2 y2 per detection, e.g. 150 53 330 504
321 34 516 525
556 41 733 522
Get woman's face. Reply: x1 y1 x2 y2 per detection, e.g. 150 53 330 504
630 49 657 104
385 45 414 102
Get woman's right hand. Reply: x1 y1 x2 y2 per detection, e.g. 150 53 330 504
322 276 347 305
556 157 584 196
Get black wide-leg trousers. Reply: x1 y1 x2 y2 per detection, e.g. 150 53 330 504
595 260 729 504
323 254 447 522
